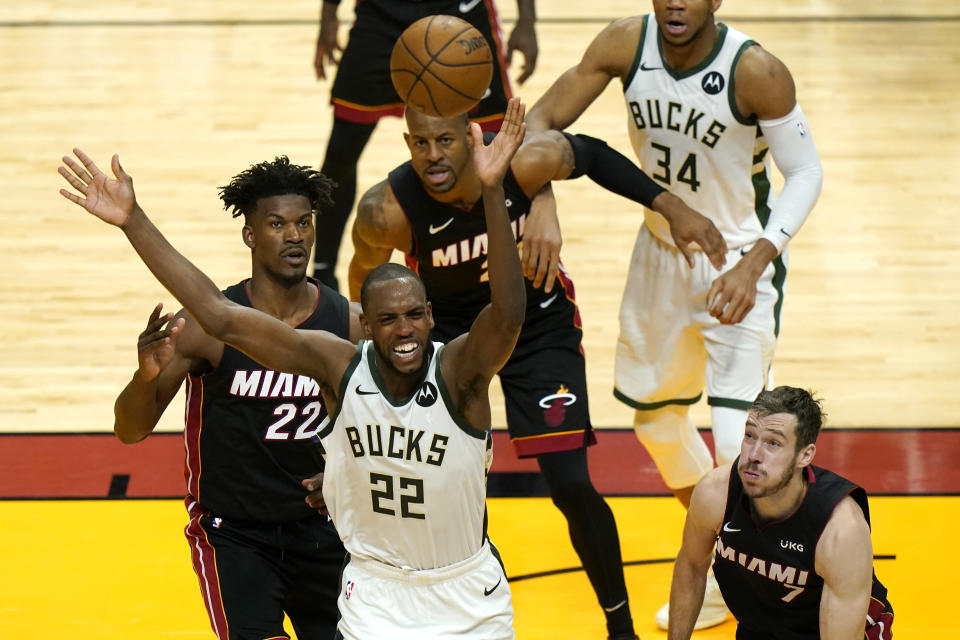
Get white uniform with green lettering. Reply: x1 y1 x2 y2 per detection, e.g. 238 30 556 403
319 340 513 639
615 13 784 412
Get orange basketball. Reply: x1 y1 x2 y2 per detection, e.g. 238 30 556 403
390 14 494 118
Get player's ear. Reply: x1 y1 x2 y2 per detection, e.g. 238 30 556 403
242 224 255 249
358 313 373 340
426 301 434 330
797 443 815 468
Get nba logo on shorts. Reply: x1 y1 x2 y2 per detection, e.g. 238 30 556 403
345 580 355 600
796 121 807 138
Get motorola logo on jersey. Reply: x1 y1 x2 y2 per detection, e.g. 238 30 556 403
416 381 439 407
538 384 577 428
701 71 725 95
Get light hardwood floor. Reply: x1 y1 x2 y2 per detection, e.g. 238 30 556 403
1 0 957 436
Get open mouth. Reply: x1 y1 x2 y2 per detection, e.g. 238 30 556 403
664 19 687 37
281 248 307 265
425 165 451 185
392 341 420 362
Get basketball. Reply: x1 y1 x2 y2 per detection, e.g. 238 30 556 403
390 14 494 118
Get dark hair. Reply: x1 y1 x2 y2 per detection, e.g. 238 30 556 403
218 156 335 218
751 386 825 451
360 263 425 310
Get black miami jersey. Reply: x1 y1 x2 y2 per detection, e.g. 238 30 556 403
388 158 597 457
713 459 893 639
183 278 350 523
388 159 581 345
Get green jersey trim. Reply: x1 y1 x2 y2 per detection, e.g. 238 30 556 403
435 346 490 441
614 388 702 410
707 396 754 410
623 14 650 91
319 341 364 438
728 39 759 125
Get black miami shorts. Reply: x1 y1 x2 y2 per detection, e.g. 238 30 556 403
184 507 345 640
432 283 597 458
330 0 512 128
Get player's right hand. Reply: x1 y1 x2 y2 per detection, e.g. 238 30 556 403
137 303 184 382
59 149 138 228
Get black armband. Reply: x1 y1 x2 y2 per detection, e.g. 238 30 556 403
562 132 666 208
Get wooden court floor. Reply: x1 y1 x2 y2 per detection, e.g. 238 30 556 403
1 1 959 638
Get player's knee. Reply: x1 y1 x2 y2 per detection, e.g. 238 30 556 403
711 405 748 466
633 406 713 489
547 479 596 516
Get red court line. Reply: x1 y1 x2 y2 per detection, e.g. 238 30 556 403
0 429 958 498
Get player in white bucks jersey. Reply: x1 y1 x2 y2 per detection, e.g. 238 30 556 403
60 97 529 639
527 1 823 629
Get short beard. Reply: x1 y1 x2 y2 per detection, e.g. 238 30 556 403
739 454 798 499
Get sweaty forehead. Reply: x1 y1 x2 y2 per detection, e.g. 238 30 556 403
404 108 468 137
367 277 427 310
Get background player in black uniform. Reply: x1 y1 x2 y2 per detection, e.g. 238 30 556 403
311 0 538 290
111 157 360 640
347 105 725 640
668 387 894 640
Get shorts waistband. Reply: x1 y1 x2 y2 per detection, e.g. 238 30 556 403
349 541 490 585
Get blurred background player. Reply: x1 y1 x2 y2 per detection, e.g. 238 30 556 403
111 157 359 640
312 0 538 290
526 0 823 629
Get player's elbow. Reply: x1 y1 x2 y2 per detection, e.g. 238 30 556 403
113 419 148 445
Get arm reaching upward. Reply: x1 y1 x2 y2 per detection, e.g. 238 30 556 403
441 98 527 423
59 149 354 400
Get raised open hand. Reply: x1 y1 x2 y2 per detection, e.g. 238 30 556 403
471 97 526 189
58 148 137 227
137 303 185 382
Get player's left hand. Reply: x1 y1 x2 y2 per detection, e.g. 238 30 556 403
58 149 137 228
302 473 328 516
706 263 758 325
522 184 561 292
506 18 538 85
472 97 526 188
653 191 727 270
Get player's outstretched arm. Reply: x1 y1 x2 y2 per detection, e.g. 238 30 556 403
59 149 352 394
525 17 639 131
816 497 874 640
445 98 527 387
668 466 727 640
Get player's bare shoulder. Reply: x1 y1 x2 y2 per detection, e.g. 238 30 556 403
585 16 647 79
689 464 731 532
733 43 797 120
355 179 409 249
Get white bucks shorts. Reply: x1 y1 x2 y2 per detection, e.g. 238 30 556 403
336 540 514 640
615 225 785 411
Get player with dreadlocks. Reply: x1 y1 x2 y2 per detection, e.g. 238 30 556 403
112 156 360 640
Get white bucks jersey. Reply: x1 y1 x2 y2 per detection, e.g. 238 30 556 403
319 340 492 570
624 14 774 249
